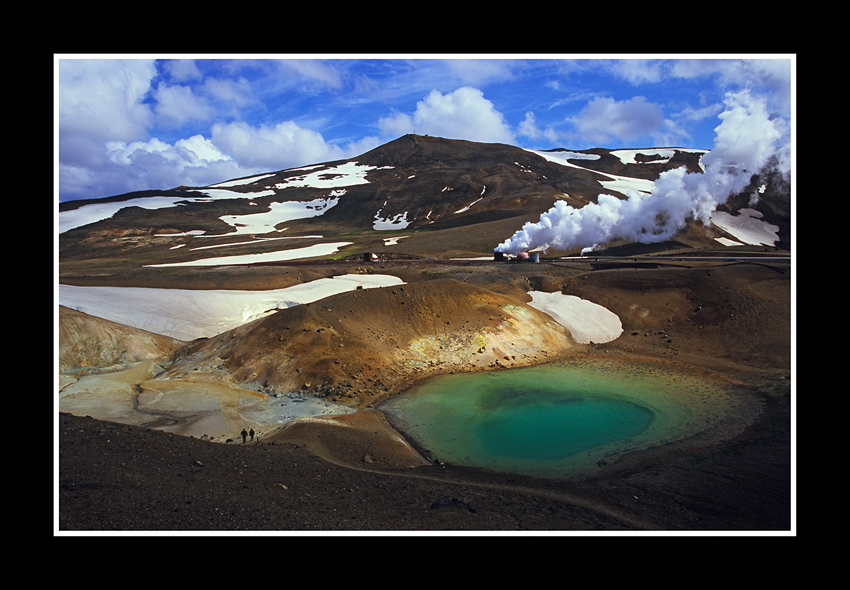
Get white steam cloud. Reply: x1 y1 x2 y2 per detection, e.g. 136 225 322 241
495 90 788 255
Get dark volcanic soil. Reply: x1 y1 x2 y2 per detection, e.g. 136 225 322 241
58 376 790 532
57 252 793 534
57 133 795 534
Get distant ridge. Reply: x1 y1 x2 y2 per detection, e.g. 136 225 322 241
58 134 789 259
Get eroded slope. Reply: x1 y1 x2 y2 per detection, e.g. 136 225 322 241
166 278 579 407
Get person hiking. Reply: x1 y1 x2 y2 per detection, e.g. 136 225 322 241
241 428 248 444
249 428 255 442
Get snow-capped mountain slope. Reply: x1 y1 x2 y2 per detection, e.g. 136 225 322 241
58 134 789 264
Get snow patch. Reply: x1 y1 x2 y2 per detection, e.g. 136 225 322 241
273 161 391 190
209 173 277 188
58 190 270 234
218 195 341 235
373 212 410 230
598 175 655 196
189 235 323 251
58 274 405 341
526 148 655 195
60 197 197 234
611 149 676 165
59 162 388 234
455 198 482 214
145 242 353 267
526 291 623 344
524 149 599 170
710 208 780 246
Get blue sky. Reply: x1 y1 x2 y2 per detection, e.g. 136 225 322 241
55 54 794 202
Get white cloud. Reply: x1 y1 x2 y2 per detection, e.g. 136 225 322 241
58 59 163 199
56 57 375 200
210 120 348 171
377 111 414 137
57 59 158 170
667 58 792 114
101 135 247 191
106 135 231 167
162 58 203 82
202 76 256 107
378 87 515 144
58 59 156 142
568 96 665 145
175 135 232 163
106 137 170 166
56 57 792 204
271 59 344 89
518 111 560 143
608 59 665 84
153 83 215 127
674 101 724 125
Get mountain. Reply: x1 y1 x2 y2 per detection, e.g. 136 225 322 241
57 135 792 531
58 134 789 269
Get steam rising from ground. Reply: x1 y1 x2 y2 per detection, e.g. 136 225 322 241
495 91 790 255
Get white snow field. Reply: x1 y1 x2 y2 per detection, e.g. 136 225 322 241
526 148 658 196
217 194 343 236
58 161 391 235
58 274 405 341
59 275 624 348
526 291 623 344
709 208 780 246
145 241 354 267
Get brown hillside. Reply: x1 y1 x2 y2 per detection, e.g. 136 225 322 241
171 278 579 408
58 305 185 373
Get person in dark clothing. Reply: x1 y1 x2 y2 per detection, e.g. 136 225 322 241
241 428 248 443
249 428 255 442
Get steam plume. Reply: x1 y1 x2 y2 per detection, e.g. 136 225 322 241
495 90 788 255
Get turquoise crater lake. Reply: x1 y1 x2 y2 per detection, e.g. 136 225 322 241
381 357 740 479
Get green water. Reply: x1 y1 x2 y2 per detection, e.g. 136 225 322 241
381 358 730 479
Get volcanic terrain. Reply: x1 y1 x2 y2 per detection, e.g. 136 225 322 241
57 134 793 533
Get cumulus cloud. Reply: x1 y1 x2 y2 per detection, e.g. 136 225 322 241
202 76 256 107
106 135 230 167
87 120 374 197
56 58 252 199
378 87 515 144
58 59 157 169
209 120 348 171
58 59 156 141
568 95 665 145
57 57 792 206
56 59 359 201
57 59 163 199
153 83 215 127
519 111 560 143
624 58 792 115
608 59 666 85
162 59 203 82
101 135 247 192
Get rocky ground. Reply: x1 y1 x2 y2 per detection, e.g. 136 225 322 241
58 377 790 532
57 249 793 534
